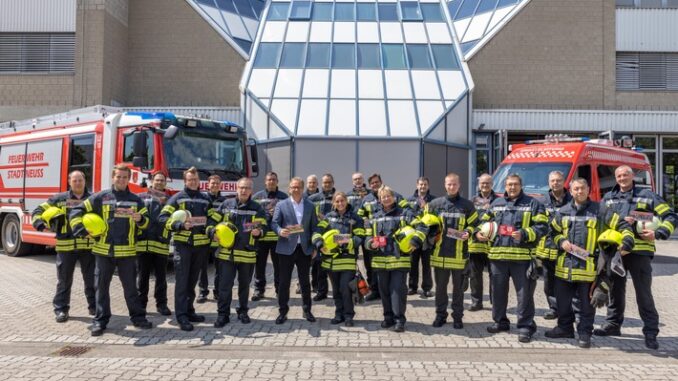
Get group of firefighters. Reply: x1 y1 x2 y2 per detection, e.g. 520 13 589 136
30 163 675 350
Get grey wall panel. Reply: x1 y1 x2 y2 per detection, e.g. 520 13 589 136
0 0 76 32
446 96 469 146
293 139 357 193
254 142 291 191
423 143 448 197
447 146 471 198
358 140 420 196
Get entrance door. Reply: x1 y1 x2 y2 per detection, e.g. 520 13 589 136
493 129 507 171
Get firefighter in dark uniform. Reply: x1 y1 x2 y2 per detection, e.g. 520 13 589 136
308 173 336 301
545 177 634 348
468 173 498 311
359 174 409 301
158 167 212 332
198 175 226 303
347 172 370 212
312 192 365 327
252 171 288 301
477 173 548 343
136 172 171 316
422 173 478 329
70 164 152 336
365 186 419 332
593 165 677 350
406 176 436 297
33 170 95 323
207 177 267 327
534 170 572 320
304 174 320 199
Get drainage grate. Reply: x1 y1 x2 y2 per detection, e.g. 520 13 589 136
54 346 92 357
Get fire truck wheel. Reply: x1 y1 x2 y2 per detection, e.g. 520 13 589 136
1 214 33 257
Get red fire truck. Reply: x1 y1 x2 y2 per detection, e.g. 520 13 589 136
0 106 258 256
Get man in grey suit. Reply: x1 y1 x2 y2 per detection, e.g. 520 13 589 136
271 177 319 324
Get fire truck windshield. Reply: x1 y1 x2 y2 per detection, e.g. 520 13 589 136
492 162 572 197
163 129 245 181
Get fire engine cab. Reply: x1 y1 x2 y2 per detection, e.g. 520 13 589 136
492 134 654 201
0 106 258 256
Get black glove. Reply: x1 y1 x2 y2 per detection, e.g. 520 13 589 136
590 280 610 308
36 222 46 232
526 257 540 281
314 240 324 251
654 227 670 240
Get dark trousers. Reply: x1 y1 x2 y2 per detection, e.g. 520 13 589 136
93 255 146 326
254 241 280 294
469 252 492 305
311 257 329 295
434 268 465 321
408 248 433 292
542 259 558 314
377 270 407 323
363 247 379 295
198 248 220 297
173 244 209 323
330 271 355 319
555 279 594 336
53 250 95 313
217 260 254 316
490 260 536 334
606 254 659 337
277 247 312 315
137 251 168 308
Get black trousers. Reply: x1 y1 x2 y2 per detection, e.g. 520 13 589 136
606 254 659 337
198 248 220 297
434 268 465 321
254 241 280 294
93 255 146 326
542 259 558 314
408 248 433 292
137 251 169 308
330 271 355 319
217 260 254 316
311 256 329 295
555 279 594 336
173 244 209 323
377 270 407 323
490 260 536 334
53 250 95 313
277 247 312 315
363 247 379 295
469 252 492 305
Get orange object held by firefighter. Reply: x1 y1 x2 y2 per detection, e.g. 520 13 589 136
357 277 369 296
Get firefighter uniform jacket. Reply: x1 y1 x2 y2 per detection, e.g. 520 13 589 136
602 184 678 256
309 188 335 220
550 199 634 283
406 190 435 214
206 191 227 249
206 197 268 264
358 191 410 236
422 194 479 270
159 188 212 247
70 187 149 257
535 190 573 261
347 185 370 211
311 207 365 272
468 191 498 255
481 191 548 261
32 190 94 253
364 206 416 271
136 189 170 255
252 188 288 242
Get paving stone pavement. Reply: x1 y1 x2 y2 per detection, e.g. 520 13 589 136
1 241 678 380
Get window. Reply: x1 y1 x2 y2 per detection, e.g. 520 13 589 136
70 135 95 190
421 4 444 22
306 43 330 67
574 165 592 189
635 170 653 189
477 0 498 13
616 0 678 7
332 44 355 68
253 43 281 67
431 45 459 69
335 3 355 21
378 3 399 21
400 2 423 21
267 2 290 20
406 44 433 69
280 43 306 68
123 130 154 169
456 0 480 19
312 2 333 21
289 1 312 20
357 44 381 68
382 44 407 69
616 52 678 90
357 3 376 21
233 0 257 19
597 165 617 199
0 33 75 73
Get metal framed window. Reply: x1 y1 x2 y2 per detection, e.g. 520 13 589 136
406 44 433 69
616 52 678 90
357 3 377 21
0 33 75 73
382 44 407 69
420 4 444 22
280 42 307 68
378 3 399 21
253 42 282 67
312 2 333 21
267 2 290 20
332 43 355 68
400 2 423 21
289 1 312 20
357 44 381 68
334 3 355 21
306 43 331 67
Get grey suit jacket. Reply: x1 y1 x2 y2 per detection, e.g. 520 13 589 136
271 197 318 255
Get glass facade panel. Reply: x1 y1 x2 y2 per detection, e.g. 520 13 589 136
431 45 459 69
407 44 433 69
267 2 290 20
254 42 281 67
378 3 399 21
357 3 377 21
332 44 356 68
335 3 355 21
306 43 331 67
280 42 306 68
357 44 381 69
382 44 407 69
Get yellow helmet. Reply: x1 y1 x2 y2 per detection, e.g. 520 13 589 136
214 222 237 248
171 209 192 224
42 206 65 229
82 213 107 237
420 213 442 227
322 229 341 252
597 229 623 247
394 226 419 254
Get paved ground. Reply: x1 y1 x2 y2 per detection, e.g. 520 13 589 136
1 242 678 380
